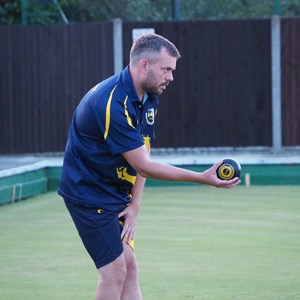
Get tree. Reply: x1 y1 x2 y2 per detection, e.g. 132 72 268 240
0 0 21 25
1 0 300 25
0 0 64 25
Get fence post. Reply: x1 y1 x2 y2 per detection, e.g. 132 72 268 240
271 15 282 153
113 18 123 75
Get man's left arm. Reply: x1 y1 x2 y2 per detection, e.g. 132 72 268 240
118 145 150 245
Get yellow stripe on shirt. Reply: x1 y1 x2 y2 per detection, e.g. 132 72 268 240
104 85 117 140
124 96 135 128
143 136 151 149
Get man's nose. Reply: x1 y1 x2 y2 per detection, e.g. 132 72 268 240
166 72 174 82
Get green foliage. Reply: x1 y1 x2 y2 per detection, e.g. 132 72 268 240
60 0 172 22
1 0 300 25
181 0 300 19
0 0 62 25
0 0 21 25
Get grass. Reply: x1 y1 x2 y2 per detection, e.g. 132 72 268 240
0 186 300 299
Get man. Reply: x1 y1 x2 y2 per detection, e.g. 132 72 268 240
58 33 240 300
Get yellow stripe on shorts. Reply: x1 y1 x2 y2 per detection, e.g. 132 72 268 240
119 220 135 251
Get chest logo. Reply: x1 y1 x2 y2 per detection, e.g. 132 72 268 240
145 108 155 125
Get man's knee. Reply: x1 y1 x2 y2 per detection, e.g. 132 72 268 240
126 257 138 279
99 254 127 286
123 246 138 281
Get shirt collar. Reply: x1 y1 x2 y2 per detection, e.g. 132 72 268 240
142 93 148 105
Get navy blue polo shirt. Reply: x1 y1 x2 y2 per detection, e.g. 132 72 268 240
58 66 158 211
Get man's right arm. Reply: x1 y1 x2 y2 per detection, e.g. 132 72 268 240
122 145 240 188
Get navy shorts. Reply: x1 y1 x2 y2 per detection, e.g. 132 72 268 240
64 199 124 269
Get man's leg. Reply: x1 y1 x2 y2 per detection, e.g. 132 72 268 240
95 253 127 300
121 243 142 300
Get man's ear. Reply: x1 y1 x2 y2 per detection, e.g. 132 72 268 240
139 59 149 74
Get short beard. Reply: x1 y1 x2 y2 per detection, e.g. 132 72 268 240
142 69 160 95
